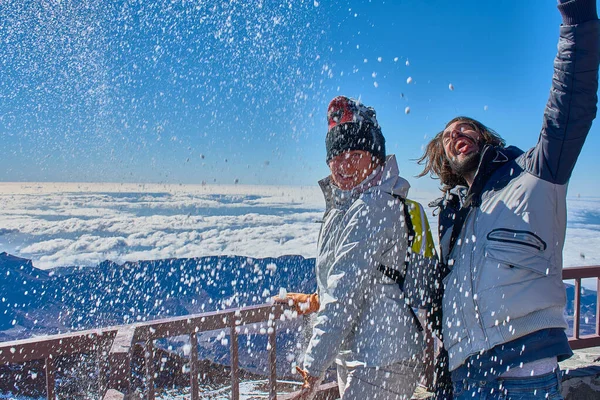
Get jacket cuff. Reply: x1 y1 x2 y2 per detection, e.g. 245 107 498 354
557 0 598 25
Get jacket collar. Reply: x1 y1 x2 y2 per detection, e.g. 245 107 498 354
319 154 410 212
463 145 523 207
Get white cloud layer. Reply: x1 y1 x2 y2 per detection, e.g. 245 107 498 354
0 183 598 281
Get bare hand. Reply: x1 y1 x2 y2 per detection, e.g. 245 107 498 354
290 367 322 400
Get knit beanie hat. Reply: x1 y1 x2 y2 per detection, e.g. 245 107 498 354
325 96 386 164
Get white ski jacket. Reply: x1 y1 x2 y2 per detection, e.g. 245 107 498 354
303 155 435 376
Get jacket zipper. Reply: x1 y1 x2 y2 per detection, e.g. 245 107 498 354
486 228 546 251
467 209 491 347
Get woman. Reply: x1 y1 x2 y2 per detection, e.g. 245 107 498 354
281 96 436 400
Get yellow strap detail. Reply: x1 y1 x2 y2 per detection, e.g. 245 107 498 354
405 199 436 258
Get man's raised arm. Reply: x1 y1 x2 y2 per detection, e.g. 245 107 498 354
527 0 599 184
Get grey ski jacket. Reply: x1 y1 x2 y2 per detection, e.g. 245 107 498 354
303 155 434 376
437 17 599 372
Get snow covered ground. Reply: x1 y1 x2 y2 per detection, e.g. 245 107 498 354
0 182 598 284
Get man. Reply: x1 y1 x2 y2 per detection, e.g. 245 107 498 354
282 96 436 400
418 0 599 398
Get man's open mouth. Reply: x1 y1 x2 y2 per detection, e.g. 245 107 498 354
453 136 476 155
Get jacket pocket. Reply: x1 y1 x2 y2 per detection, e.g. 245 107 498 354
475 244 554 329
486 228 547 251
476 243 550 293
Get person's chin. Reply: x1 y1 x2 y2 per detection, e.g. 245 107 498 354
449 152 480 176
334 177 356 190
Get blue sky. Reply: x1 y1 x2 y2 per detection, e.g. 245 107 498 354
1 0 599 196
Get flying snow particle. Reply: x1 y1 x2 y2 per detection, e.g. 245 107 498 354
373 81 379 88
372 72 377 78
405 60 410 66
449 83 454 91
405 107 410 114
377 57 382 62
394 57 399 62
406 77 413 84
314 1 319 7
234 178 239 184
266 263 277 272
363 58 368 63
484 105 489 111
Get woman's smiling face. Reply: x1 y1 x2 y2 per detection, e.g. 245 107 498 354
328 150 378 190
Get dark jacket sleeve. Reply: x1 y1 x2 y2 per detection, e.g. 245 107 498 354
525 0 599 184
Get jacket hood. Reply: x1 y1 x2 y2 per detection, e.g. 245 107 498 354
376 154 411 197
319 154 410 210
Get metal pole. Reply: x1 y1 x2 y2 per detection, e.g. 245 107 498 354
574 278 581 339
190 332 199 400
230 316 240 400
45 356 55 400
145 340 155 400
268 315 277 400
596 277 600 336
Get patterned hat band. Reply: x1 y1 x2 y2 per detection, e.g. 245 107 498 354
325 122 386 164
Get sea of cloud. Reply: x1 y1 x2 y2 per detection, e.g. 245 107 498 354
0 182 599 282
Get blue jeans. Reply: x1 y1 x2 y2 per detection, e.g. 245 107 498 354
453 369 563 399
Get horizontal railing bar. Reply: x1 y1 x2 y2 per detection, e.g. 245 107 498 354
279 382 340 400
0 304 289 364
568 334 600 350
133 304 286 341
562 265 600 280
0 330 117 364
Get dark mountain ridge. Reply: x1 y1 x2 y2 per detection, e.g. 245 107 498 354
0 252 316 341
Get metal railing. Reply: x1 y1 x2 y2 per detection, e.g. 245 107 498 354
0 303 336 399
0 327 118 399
562 265 600 349
1 265 599 399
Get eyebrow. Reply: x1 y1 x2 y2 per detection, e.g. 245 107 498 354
443 122 473 136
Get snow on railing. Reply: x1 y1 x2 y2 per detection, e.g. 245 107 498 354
1 265 599 400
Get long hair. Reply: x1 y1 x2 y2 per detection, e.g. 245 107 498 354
417 116 505 192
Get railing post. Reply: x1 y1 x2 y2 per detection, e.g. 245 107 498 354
98 344 109 396
230 315 240 400
574 278 581 339
419 309 435 390
145 339 155 400
45 356 55 400
596 277 600 336
190 331 199 400
107 326 135 394
268 310 277 400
